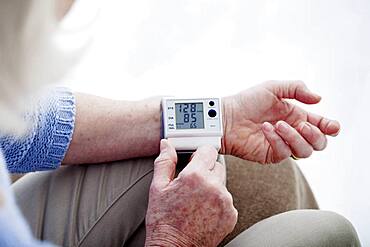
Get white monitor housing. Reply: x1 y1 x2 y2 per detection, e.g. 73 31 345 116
162 97 223 151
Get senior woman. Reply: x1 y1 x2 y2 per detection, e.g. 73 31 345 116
0 0 361 246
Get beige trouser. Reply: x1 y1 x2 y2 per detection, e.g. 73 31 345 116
12 156 361 247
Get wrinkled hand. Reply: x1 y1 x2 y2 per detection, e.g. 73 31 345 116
145 140 237 247
221 81 340 164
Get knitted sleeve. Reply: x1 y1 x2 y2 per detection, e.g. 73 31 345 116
0 88 76 173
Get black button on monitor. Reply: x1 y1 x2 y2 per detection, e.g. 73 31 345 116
208 109 217 118
209 101 215 107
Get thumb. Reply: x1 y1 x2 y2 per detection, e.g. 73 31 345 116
152 139 178 189
265 80 321 104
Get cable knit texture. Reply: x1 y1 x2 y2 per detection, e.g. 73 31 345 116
0 87 74 246
0 88 75 173
0 88 72 247
0 87 75 173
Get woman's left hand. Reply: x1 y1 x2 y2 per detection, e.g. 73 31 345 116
221 80 340 164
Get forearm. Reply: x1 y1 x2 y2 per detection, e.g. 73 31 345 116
63 93 161 165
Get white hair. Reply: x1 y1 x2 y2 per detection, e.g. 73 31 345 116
0 0 77 135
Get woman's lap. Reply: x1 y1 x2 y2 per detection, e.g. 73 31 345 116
12 156 360 246
12 158 154 247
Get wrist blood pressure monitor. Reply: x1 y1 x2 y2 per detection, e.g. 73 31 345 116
161 97 223 152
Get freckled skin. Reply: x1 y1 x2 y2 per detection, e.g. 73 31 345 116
144 81 341 246
63 81 339 245
62 81 337 170
145 141 237 247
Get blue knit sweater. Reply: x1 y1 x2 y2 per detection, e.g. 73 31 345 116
0 88 75 246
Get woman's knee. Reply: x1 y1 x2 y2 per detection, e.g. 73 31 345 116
312 210 361 247
271 210 361 247
225 209 361 247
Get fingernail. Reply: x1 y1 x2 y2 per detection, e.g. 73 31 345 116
304 87 321 98
262 122 274 132
328 121 340 136
277 121 289 133
309 90 321 99
157 140 168 161
301 123 311 136
160 139 168 152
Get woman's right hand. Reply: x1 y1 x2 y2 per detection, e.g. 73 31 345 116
145 140 237 247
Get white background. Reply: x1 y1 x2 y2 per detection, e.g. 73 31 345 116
61 0 370 245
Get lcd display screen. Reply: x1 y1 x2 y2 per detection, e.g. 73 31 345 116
175 103 204 129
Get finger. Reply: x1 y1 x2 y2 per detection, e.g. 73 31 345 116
265 80 321 104
185 145 218 173
297 122 327 151
275 121 313 158
152 139 178 189
210 161 226 185
307 112 340 136
262 122 292 163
